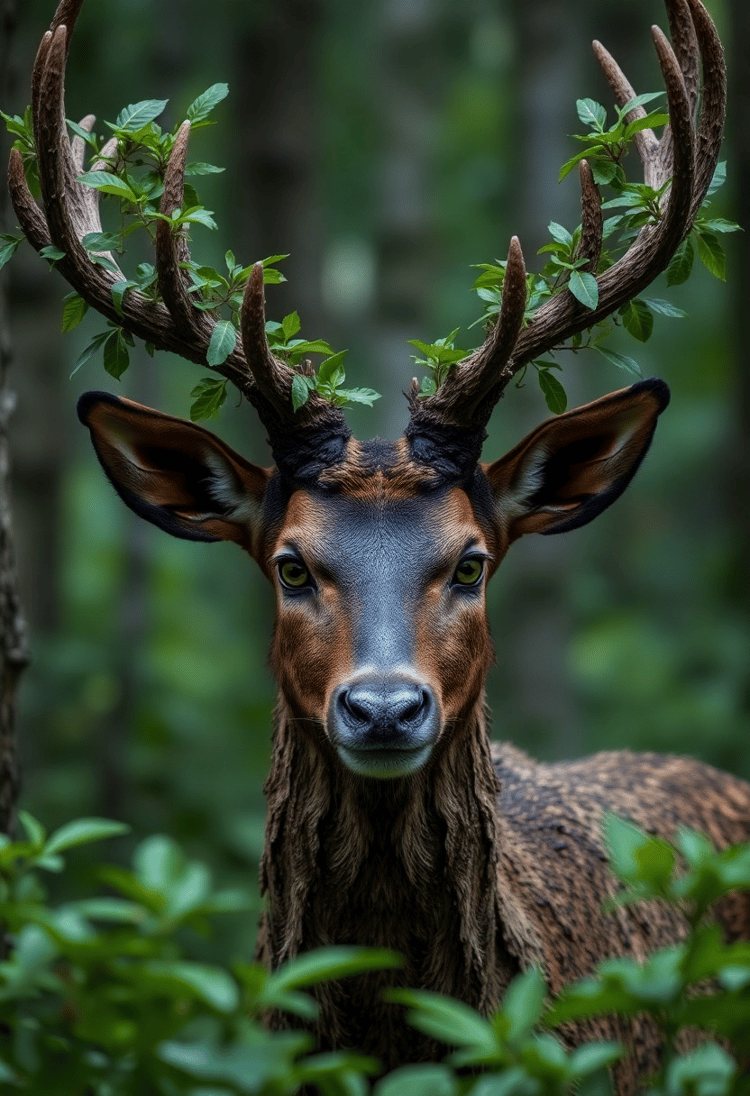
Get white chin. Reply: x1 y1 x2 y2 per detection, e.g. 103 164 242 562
336 743 432 779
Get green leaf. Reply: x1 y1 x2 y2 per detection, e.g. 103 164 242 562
621 298 654 342
111 279 138 317
184 161 225 176
596 346 641 377
187 83 230 123
190 377 228 421
66 117 99 148
696 231 726 280
103 329 130 379
576 98 607 131
43 817 129 857
179 207 218 231
0 233 24 272
548 222 573 247
70 330 110 377
641 297 687 319
18 810 46 849
61 292 89 333
666 238 694 286
697 217 742 234
338 387 381 407
207 320 237 366
538 369 567 414
386 989 496 1051
292 374 311 411
140 961 239 1012
623 112 669 140
591 160 620 187
114 99 168 132
502 966 548 1041
706 160 726 197
317 350 349 387
569 1042 622 1078
77 171 138 202
82 231 122 253
40 245 66 264
266 947 401 994
568 269 599 309
374 1064 458 1096
282 311 302 340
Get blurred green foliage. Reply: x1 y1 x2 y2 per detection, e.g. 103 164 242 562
2 815 750 1093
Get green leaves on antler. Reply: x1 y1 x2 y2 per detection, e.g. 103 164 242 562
413 91 740 417
3 88 379 421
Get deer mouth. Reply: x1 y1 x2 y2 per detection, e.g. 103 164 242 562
335 741 434 780
328 675 440 779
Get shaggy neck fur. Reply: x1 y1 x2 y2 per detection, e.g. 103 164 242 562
255 697 518 1068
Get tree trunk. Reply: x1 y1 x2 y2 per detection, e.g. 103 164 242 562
0 0 28 838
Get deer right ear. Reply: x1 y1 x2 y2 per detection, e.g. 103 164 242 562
483 379 670 540
78 392 271 554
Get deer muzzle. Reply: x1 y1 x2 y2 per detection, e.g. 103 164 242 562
328 673 440 778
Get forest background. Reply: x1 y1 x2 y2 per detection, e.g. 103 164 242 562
1 0 748 964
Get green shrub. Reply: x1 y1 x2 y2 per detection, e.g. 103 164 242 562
1 812 750 1094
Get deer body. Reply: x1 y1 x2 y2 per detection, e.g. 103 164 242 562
12 0 750 1090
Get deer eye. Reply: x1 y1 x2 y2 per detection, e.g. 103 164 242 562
278 560 311 589
453 558 484 587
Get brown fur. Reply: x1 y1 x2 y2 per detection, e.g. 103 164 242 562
78 385 750 1094
256 706 750 1090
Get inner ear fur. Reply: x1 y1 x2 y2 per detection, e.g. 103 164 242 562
483 378 670 539
78 391 271 552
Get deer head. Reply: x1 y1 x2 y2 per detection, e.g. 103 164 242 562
8 0 722 782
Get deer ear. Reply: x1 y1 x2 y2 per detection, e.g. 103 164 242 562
77 391 271 553
483 379 670 539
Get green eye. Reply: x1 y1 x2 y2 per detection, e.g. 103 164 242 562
453 558 484 586
279 561 310 589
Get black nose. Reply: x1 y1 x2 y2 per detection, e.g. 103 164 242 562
338 679 430 739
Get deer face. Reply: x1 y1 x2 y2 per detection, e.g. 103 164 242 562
79 379 668 780
268 482 494 777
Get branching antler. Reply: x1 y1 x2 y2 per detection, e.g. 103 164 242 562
7 0 342 446
412 0 725 434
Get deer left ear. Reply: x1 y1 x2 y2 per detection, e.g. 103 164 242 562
77 391 271 554
483 379 670 539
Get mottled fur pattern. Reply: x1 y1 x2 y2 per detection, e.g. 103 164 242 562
256 709 750 1089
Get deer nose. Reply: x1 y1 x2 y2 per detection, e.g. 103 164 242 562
329 675 440 779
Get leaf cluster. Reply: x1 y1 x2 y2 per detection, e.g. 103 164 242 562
3 812 750 1094
0 814 396 1095
416 94 740 416
3 91 380 419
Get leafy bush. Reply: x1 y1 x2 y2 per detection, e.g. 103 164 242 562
2 813 750 1094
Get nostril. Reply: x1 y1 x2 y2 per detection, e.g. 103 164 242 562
397 687 428 726
337 686 374 730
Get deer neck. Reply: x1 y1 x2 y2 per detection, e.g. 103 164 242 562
257 698 515 1016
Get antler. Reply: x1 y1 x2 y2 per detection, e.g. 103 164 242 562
410 0 725 436
7 0 346 454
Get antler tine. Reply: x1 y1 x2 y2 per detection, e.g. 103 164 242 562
686 0 726 217
240 264 341 428
575 159 604 273
411 237 527 428
155 121 208 340
591 40 663 188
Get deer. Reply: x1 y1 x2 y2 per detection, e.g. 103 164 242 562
7 0 750 1090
